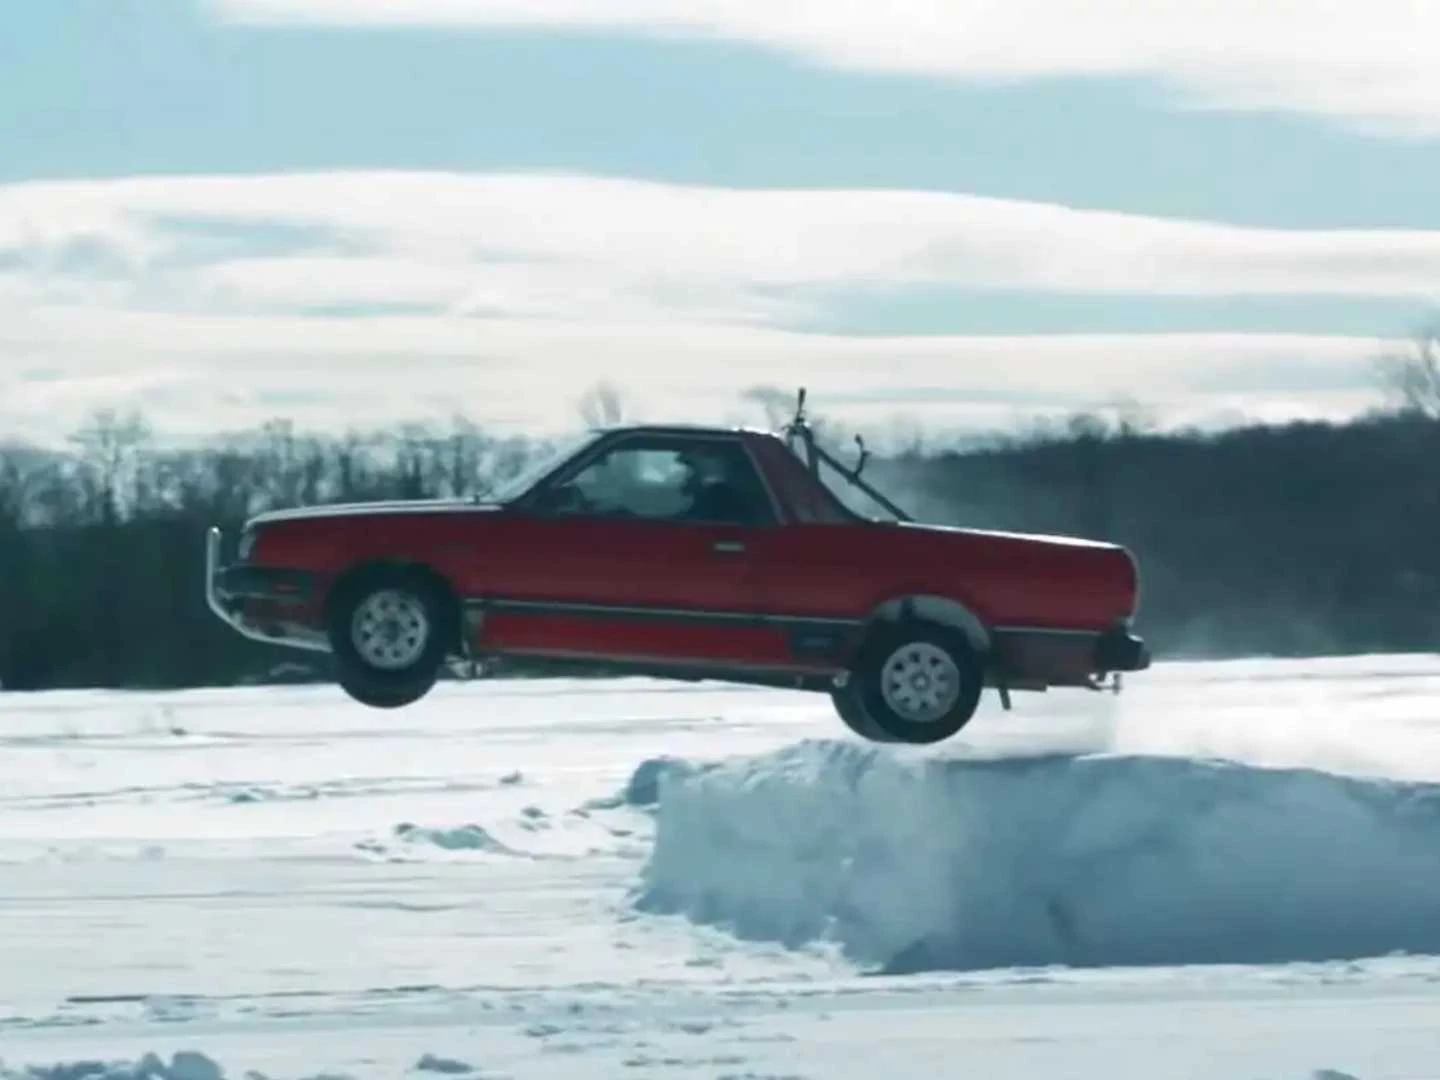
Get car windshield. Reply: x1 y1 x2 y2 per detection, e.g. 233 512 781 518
486 431 602 504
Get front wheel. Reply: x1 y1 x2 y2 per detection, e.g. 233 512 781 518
831 622 984 744
326 569 452 709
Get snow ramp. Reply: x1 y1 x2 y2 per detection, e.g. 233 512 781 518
634 740 1440 973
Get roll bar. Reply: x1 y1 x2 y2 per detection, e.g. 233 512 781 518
781 388 912 523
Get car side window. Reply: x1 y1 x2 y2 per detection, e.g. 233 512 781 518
535 437 776 526
571 447 692 518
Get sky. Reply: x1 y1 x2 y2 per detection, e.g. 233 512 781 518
1 0 1438 445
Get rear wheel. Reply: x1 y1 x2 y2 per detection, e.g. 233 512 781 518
326 568 453 709
831 621 984 744
830 680 900 742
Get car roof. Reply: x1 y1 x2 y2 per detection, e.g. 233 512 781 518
588 422 780 441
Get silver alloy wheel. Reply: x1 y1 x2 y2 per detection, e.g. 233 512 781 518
879 641 962 724
350 588 431 671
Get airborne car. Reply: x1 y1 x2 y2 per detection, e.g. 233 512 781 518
205 395 1148 744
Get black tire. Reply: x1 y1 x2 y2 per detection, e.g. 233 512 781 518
832 621 984 745
830 682 900 742
335 668 440 710
326 566 454 710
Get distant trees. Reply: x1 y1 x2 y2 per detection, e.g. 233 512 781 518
901 408 1440 657
2 397 1439 692
577 381 629 428
0 413 543 691
1378 324 1440 419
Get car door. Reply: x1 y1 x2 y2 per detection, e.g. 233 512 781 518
472 431 794 670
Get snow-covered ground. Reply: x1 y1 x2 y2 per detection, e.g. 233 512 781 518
3 656 1440 1078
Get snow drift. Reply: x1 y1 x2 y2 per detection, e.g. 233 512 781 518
635 740 1440 973
0 1051 480 1080
0 1051 226 1080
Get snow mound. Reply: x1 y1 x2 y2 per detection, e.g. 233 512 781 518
0 1052 224 1080
393 822 516 853
579 756 707 812
636 740 1440 973
413 1055 477 1075
356 822 520 858
621 756 704 807
0 1052 481 1080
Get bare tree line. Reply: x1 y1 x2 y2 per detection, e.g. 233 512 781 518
1378 324 1440 421
0 412 561 690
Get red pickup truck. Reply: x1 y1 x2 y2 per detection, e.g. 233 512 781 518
205 404 1148 744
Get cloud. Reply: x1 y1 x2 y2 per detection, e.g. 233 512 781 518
0 169 1415 443
0 305 1394 446
4 171 1440 309
212 0 1440 135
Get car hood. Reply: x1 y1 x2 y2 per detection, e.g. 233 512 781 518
248 499 500 526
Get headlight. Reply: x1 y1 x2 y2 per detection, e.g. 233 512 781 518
237 528 258 562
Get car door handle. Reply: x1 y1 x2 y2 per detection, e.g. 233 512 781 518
712 540 746 554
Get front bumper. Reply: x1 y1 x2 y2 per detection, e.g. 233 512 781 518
1095 623 1150 672
205 527 329 652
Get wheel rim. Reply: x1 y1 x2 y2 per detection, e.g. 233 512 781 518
879 641 962 724
350 588 431 670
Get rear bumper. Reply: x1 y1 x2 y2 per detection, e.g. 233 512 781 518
205 527 330 653
1095 623 1150 673
990 620 1150 689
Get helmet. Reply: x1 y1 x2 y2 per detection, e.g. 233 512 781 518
676 445 728 484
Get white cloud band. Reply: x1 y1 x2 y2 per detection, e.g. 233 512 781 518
213 0 1440 135
4 171 1440 309
0 169 1418 443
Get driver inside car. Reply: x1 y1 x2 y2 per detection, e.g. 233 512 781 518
675 446 757 523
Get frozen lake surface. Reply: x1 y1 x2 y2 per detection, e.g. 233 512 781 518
3 655 1440 1078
